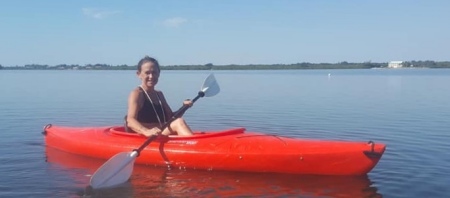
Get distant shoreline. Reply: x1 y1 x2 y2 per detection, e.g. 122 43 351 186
1 61 449 70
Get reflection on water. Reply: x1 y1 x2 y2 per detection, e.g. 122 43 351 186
46 147 381 197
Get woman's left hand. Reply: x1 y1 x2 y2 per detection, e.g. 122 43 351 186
183 99 193 107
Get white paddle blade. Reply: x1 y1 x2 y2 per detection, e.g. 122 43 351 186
201 73 220 97
90 151 137 189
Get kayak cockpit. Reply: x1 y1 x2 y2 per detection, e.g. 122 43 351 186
109 126 246 140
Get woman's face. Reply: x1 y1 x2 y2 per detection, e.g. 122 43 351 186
138 62 160 88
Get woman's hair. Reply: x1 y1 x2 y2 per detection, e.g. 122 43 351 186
137 56 160 72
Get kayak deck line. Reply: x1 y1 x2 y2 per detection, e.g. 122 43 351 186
43 123 386 175
235 134 289 146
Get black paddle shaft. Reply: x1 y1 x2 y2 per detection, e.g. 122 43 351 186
135 91 205 153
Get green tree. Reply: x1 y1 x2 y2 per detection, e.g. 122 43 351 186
402 62 412 67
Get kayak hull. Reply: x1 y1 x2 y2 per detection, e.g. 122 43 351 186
43 124 385 175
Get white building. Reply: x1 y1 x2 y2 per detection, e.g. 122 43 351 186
388 61 403 68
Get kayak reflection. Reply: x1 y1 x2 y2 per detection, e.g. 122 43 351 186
45 147 382 197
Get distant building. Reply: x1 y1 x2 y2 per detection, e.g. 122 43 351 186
388 61 403 68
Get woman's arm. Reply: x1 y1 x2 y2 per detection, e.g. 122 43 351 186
158 91 193 119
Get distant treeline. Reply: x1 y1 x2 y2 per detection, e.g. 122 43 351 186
1 61 450 70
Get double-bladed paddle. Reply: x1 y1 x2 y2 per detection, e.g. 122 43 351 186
89 73 220 189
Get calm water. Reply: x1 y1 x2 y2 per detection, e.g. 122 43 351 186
1 69 449 197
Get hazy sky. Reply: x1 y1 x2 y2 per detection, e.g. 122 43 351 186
1 0 449 66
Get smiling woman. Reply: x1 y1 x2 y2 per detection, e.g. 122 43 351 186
125 56 194 137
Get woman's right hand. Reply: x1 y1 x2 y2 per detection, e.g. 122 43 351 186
141 127 162 137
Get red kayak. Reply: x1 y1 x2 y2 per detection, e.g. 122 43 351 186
43 124 385 176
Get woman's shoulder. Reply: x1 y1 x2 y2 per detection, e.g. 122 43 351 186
129 87 144 98
131 87 143 93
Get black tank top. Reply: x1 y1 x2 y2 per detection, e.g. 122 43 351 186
136 89 166 124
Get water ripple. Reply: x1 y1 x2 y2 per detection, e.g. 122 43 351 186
1 70 450 197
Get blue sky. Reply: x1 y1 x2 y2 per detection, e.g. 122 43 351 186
1 0 449 66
